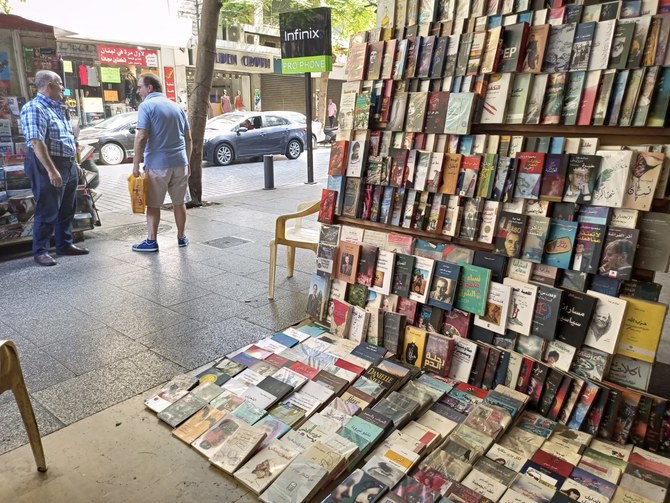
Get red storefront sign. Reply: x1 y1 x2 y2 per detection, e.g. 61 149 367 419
164 66 176 101
97 45 159 66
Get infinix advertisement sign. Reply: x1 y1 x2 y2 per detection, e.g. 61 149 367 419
279 7 332 74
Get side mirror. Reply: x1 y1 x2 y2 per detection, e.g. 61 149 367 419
129 127 136 134
237 127 248 134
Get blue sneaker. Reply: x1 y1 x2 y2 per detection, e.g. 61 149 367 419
132 239 159 252
178 236 189 247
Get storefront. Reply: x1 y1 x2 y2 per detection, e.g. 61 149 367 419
58 42 162 126
187 47 276 116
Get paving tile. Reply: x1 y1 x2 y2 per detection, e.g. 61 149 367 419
142 256 228 283
201 254 268 275
197 272 269 302
148 318 272 370
240 293 309 332
169 293 251 324
95 302 188 340
247 265 312 294
7 341 76 394
1 300 108 347
119 275 211 307
33 350 183 425
41 327 147 376
158 242 228 262
0 399 65 456
136 318 208 347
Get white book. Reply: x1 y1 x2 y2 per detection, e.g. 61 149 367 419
300 380 335 406
370 250 395 296
480 73 512 124
505 73 533 124
502 277 538 336
348 306 370 343
588 19 616 71
583 289 628 354
242 386 278 410
610 208 639 228
234 439 300 494
506 258 534 283
474 281 512 335
477 200 500 244
592 150 634 208
543 339 576 372
408 256 435 304
504 352 524 389
339 225 365 244
463 469 508 501
448 337 478 381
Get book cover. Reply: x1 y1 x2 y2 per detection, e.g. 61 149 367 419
522 216 550 264
572 222 606 274
423 333 456 377
617 296 668 364
448 337 479 382
571 21 597 71
475 281 513 335
391 253 415 298
562 71 587 126
259 456 329 503
543 23 576 73
403 326 428 368
598 226 639 280
538 154 568 202
494 212 527 258
234 439 299 494
427 260 460 311
444 92 476 134
542 219 578 269
623 151 664 211
524 73 549 124
592 150 634 208
329 140 349 176
540 72 567 125
609 22 636 69
503 277 538 337
531 284 563 341
514 152 545 200
498 22 530 72
455 263 492 316
523 24 550 73
480 73 513 124
556 290 598 347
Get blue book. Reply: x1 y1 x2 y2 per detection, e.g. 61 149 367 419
230 352 261 368
427 260 461 311
271 332 299 348
458 135 474 155
549 137 565 154
327 174 345 215
588 275 620 296
577 206 610 225
542 220 578 269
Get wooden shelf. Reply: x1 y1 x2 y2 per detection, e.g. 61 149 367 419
336 216 495 252
471 125 670 145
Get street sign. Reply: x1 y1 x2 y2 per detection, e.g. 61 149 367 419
279 7 332 75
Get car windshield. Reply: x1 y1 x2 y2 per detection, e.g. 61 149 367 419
92 113 136 129
206 113 248 130
283 113 306 124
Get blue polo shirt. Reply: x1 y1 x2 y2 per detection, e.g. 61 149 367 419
137 92 189 169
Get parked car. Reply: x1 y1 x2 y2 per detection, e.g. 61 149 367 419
281 111 325 147
77 112 137 165
203 112 308 166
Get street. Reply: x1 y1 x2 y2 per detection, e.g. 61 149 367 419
95 146 331 213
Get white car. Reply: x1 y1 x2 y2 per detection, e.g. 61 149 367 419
280 111 325 147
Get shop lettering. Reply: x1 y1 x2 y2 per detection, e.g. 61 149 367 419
283 28 323 41
216 53 271 68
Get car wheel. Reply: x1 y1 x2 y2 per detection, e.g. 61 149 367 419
99 142 125 165
286 139 302 160
215 143 234 166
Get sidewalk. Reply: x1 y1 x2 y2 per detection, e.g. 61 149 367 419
0 180 323 501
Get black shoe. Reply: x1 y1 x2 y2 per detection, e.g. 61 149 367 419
35 254 57 266
57 245 90 256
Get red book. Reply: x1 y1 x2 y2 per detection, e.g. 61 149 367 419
515 357 535 394
289 361 320 380
318 189 337 224
265 353 292 368
456 381 488 399
244 345 273 360
531 449 575 477
335 357 365 376
328 140 349 175
397 297 419 324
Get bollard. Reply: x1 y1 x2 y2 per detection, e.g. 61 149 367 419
263 155 276 190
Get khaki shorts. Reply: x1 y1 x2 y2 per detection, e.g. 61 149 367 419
145 166 189 208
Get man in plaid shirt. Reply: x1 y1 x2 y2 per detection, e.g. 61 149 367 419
20 70 89 266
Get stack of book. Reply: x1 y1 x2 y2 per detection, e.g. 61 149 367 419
145 322 670 502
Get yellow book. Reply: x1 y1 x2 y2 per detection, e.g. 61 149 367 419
617 297 668 363
403 325 428 367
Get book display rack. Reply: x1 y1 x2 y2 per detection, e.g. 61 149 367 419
144 0 670 501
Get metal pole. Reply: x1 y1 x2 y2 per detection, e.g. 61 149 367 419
263 155 275 190
305 72 315 184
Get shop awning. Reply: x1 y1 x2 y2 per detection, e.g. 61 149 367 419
8 0 193 48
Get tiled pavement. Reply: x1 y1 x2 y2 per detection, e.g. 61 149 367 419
0 180 323 455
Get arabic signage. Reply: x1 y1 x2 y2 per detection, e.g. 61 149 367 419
279 7 332 74
97 45 159 67
100 67 121 83
164 66 176 101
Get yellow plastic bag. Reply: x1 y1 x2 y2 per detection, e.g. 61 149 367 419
127 173 148 214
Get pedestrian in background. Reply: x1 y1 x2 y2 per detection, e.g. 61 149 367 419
20 69 89 266
327 98 337 128
132 73 192 252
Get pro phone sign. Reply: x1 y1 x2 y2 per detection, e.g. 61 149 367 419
279 7 332 74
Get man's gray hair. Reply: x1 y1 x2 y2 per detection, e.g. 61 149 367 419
34 70 59 91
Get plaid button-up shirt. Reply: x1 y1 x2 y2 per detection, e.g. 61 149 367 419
20 93 76 157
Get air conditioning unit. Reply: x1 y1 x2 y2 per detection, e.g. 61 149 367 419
228 26 241 42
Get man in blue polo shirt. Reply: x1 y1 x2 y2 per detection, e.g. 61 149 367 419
20 70 89 266
132 72 192 252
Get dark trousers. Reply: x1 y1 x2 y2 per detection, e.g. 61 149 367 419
24 149 78 256
328 116 334 128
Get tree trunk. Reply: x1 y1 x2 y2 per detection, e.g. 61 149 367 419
187 0 222 206
316 71 330 125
